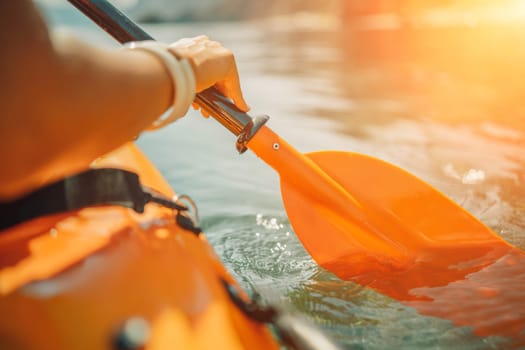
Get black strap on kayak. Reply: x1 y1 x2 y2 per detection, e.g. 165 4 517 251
222 280 342 350
0 168 200 234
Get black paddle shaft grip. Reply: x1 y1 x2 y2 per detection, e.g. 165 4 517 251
67 0 261 141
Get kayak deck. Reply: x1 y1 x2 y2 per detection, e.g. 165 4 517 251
0 143 279 349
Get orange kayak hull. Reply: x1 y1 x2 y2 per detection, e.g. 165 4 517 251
0 143 278 350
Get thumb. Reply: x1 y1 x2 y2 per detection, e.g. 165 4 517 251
216 80 250 112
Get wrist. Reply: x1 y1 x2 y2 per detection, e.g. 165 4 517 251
124 40 196 130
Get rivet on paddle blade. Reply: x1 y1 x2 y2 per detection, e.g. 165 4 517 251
113 317 150 350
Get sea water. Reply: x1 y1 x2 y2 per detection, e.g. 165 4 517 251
40 4 525 349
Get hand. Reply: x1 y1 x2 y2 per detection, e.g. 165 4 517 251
168 35 249 113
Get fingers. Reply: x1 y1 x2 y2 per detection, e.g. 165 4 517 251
198 106 210 118
169 35 250 114
215 83 249 113
192 102 210 118
213 61 249 112
170 35 209 51
226 66 250 112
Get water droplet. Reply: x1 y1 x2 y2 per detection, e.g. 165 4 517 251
462 169 485 184
154 228 170 239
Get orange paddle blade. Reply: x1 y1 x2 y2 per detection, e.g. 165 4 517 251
248 126 525 342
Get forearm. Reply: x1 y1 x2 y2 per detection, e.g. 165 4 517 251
0 1 248 200
0 1 173 198
49 33 172 156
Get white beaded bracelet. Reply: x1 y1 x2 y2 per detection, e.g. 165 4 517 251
124 40 196 130
179 58 196 113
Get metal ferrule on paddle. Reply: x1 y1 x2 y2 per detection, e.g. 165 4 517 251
195 88 269 153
